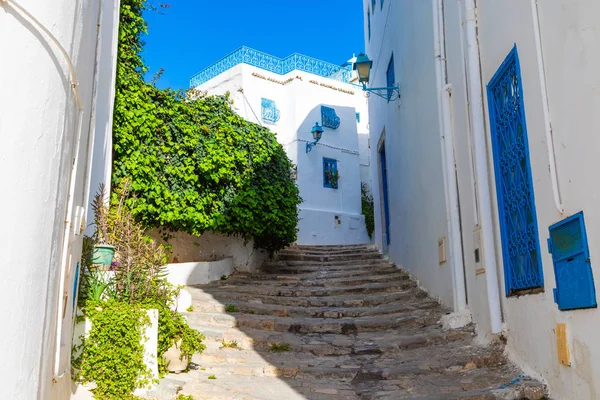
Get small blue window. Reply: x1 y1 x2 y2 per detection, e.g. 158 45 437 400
356 112 361 123
367 9 371 41
548 212 597 310
323 158 338 189
386 54 395 101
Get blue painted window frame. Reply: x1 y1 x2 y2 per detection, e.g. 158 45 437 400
548 212 597 310
386 54 395 101
487 45 544 296
367 8 371 41
323 158 338 189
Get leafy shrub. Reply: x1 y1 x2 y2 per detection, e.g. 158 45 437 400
112 0 301 254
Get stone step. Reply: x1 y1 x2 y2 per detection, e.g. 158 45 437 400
213 271 410 288
187 307 441 335
188 286 428 308
264 258 390 269
277 252 382 262
275 253 384 263
278 248 381 256
187 320 473 356
200 280 417 298
190 296 441 319
247 266 403 281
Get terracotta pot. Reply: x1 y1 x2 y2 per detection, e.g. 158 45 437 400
164 339 189 373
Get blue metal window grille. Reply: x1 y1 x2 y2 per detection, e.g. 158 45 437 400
261 98 280 124
548 212 597 310
386 55 395 101
323 158 338 189
356 112 361 123
321 106 340 129
487 45 544 296
368 9 371 41
190 46 352 88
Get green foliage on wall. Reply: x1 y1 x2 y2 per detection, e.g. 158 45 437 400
112 0 301 253
361 183 375 239
74 301 152 400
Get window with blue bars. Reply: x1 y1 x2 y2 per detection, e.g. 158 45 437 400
386 54 395 101
367 9 371 41
487 45 544 296
323 158 338 189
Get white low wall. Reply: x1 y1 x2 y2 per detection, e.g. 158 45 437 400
297 208 370 245
165 258 234 286
149 230 267 273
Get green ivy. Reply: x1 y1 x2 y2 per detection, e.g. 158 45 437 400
361 183 375 239
112 0 301 253
74 301 152 400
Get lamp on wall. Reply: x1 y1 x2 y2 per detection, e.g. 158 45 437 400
306 122 324 153
352 53 400 101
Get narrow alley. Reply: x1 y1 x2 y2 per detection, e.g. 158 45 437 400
172 245 547 399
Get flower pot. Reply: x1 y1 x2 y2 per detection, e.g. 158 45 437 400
164 339 189 373
92 245 116 268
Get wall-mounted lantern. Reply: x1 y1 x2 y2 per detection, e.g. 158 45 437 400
352 53 400 101
306 122 324 153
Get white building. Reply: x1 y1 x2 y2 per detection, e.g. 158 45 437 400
364 0 600 399
192 47 371 245
0 1 120 399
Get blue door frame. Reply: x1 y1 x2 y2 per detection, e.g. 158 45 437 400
380 147 391 246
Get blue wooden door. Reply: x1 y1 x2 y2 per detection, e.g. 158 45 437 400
487 45 544 295
380 147 390 246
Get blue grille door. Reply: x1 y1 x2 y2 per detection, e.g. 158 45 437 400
487 45 544 295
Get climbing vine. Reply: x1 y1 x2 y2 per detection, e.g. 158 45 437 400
361 183 375 239
112 0 301 253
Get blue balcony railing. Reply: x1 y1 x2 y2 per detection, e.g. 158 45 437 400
190 46 352 88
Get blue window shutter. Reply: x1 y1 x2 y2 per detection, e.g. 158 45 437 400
487 45 544 296
548 212 597 310
367 9 371 41
323 158 338 189
386 55 395 101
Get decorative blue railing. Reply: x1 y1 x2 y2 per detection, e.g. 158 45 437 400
190 46 352 88
321 106 340 129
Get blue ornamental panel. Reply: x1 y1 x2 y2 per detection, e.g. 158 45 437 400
321 106 340 129
190 47 352 87
487 45 544 295
386 55 395 101
261 98 280 124
548 212 597 310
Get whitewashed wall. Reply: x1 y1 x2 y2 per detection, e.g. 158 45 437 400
477 1 600 398
0 1 119 399
197 61 371 245
363 0 455 307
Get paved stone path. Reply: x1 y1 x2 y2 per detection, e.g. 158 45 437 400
170 244 547 399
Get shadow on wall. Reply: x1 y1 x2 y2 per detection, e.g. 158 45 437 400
148 230 267 274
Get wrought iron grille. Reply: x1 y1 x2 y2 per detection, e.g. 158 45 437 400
368 9 371 41
190 47 352 87
321 106 340 129
323 158 338 189
487 45 544 295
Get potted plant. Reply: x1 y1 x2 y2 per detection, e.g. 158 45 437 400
91 185 116 269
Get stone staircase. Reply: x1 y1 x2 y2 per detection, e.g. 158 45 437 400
172 244 547 400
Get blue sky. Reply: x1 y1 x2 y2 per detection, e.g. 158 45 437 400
142 0 365 89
